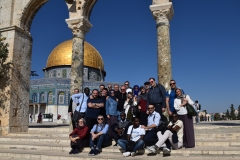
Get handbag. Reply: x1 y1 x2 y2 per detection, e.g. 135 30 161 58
72 93 85 123
186 103 197 116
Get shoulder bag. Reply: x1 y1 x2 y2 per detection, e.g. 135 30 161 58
72 93 85 123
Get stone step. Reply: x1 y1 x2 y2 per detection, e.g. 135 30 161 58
1 147 240 160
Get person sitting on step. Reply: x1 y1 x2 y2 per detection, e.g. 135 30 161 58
88 115 110 156
147 112 184 155
117 117 145 157
69 118 89 154
111 112 131 146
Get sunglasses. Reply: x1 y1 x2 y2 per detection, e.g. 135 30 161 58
170 83 176 85
124 83 129 85
97 118 103 120
150 81 154 83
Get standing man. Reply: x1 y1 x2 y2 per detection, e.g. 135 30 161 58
99 84 105 94
85 89 104 130
147 78 166 116
68 88 80 129
116 85 127 113
71 87 90 129
113 84 120 97
99 88 108 118
194 100 201 123
124 81 132 94
166 80 184 119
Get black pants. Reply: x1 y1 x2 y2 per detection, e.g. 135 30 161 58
144 130 158 146
86 117 97 131
111 125 125 143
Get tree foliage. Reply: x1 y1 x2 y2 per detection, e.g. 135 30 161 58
230 104 236 120
0 35 9 78
226 109 230 119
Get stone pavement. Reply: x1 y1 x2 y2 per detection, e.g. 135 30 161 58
1 121 240 160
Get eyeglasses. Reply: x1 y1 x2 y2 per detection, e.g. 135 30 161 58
97 118 103 120
170 83 176 85
150 81 154 83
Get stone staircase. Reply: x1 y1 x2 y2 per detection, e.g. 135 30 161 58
1 125 240 160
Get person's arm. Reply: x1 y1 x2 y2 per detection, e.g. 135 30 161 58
105 99 109 117
159 85 166 108
145 113 160 130
127 126 132 141
71 93 82 104
171 125 180 132
124 101 128 109
96 124 109 137
174 99 185 110
88 102 104 108
186 95 194 105
90 125 96 134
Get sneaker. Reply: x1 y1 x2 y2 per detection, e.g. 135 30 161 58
94 149 99 155
131 152 136 157
69 149 74 154
88 149 95 156
147 145 156 153
123 151 131 157
73 149 79 154
163 147 171 155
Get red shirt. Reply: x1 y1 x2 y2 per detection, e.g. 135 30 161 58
139 98 147 112
69 126 89 139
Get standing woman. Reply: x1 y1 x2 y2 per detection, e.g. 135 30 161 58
105 90 118 138
133 85 140 97
174 88 195 148
124 92 137 122
137 86 148 126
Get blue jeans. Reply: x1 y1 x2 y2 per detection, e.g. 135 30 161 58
117 139 144 152
89 134 105 149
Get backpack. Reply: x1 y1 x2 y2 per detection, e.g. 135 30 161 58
199 104 201 110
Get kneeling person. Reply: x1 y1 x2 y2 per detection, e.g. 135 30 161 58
147 112 183 154
89 115 109 156
117 117 145 157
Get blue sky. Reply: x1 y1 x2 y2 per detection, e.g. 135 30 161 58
30 0 240 113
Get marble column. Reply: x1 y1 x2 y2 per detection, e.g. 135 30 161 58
66 18 92 94
37 104 40 116
150 3 174 90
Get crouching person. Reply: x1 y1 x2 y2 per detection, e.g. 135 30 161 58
118 117 145 157
69 118 89 154
147 112 183 154
88 115 110 156
111 112 131 146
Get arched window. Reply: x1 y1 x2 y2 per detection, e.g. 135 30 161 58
32 93 37 102
40 93 45 103
48 92 53 104
58 92 65 104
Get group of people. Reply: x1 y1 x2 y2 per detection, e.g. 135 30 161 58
68 78 196 157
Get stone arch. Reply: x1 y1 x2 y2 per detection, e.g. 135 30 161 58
40 92 45 103
58 91 65 105
32 93 37 102
47 91 53 105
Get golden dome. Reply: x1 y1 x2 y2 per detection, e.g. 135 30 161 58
46 40 104 71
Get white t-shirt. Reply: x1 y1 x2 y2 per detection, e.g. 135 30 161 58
127 125 145 142
168 120 184 143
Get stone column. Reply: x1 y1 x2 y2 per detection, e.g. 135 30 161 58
33 104 36 122
37 104 40 116
150 2 174 90
66 18 92 94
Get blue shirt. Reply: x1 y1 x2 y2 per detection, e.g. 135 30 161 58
147 111 160 130
91 124 109 134
166 89 184 112
71 93 88 113
105 97 118 116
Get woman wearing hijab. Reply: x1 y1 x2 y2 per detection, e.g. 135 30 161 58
174 88 195 148
133 85 140 97
137 86 148 126
69 118 89 154
124 92 137 122
105 90 118 138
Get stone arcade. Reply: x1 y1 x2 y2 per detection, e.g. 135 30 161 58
0 0 174 135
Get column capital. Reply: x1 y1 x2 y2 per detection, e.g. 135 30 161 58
150 2 174 26
65 17 92 38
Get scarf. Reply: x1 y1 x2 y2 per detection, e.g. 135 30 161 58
137 92 148 103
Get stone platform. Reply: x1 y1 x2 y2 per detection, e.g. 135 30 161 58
1 121 240 160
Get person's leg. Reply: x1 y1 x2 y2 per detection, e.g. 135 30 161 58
144 130 158 146
155 130 172 148
111 124 119 143
89 135 95 149
117 139 128 152
132 140 144 152
96 134 105 149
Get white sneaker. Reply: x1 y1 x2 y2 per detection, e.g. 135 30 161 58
123 152 131 157
163 147 171 154
131 152 136 157
147 145 156 153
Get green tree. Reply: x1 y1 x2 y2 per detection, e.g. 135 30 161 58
237 105 240 120
0 35 9 78
226 109 230 119
230 104 236 120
